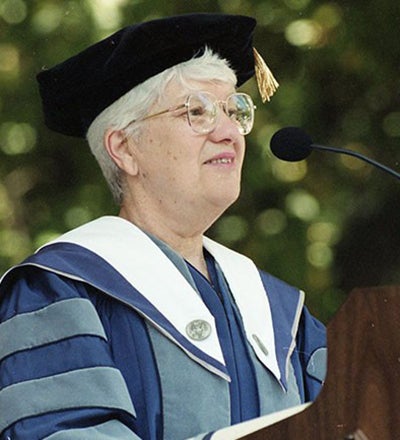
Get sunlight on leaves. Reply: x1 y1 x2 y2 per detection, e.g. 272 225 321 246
0 122 36 155
0 0 27 24
257 208 287 236
286 190 320 221
31 3 64 34
285 19 323 47
272 159 308 182
215 215 248 244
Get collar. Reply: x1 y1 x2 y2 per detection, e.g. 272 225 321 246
16 216 300 384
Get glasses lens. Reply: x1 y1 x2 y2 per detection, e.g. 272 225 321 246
227 93 255 135
187 92 217 134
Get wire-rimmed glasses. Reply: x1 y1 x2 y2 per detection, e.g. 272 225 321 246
122 91 256 135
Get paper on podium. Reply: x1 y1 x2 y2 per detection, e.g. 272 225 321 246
209 402 311 439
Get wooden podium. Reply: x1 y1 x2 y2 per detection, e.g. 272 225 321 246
237 285 400 439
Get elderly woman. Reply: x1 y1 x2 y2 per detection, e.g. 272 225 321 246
0 13 326 440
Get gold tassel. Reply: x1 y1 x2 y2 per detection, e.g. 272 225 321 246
253 47 279 103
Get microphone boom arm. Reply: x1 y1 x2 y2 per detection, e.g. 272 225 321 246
311 143 400 181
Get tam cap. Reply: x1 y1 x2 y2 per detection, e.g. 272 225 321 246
37 13 278 138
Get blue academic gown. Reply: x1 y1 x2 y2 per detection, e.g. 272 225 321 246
0 216 326 440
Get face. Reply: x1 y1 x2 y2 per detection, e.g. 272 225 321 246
124 80 247 232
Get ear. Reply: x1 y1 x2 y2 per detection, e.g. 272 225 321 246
104 128 139 176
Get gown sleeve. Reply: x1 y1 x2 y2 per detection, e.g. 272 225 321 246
295 306 327 402
0 265 140 440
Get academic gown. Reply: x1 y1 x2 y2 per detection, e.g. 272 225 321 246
0 216 326 440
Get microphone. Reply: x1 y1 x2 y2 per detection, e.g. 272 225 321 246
270 127 400 181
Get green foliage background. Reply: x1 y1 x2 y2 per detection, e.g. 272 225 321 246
1 0 399 322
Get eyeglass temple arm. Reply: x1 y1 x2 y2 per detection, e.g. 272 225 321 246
121 103 187 131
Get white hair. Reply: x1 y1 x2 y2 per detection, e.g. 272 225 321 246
86 48 237 204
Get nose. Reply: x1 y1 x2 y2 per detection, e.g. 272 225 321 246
208 105 242 143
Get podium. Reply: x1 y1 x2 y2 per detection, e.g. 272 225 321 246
235 285 400 439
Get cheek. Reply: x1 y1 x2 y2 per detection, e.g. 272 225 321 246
139 123 201 178
139 144 191 185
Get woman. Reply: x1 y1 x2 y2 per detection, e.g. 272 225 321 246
0 13 326 440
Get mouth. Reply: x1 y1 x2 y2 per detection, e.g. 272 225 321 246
204 153 236 166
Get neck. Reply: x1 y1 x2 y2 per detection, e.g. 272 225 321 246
119 204 211 280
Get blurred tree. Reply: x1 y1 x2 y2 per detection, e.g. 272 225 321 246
0 0 399 323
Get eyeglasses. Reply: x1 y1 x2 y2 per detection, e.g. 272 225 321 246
122 91 256 136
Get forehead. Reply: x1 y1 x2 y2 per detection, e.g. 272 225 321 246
162 79 237 103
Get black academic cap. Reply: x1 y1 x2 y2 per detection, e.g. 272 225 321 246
37 13 260 138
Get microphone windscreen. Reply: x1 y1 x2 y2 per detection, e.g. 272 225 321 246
270 127 313 162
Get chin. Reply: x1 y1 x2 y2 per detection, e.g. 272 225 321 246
212 190 240 211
